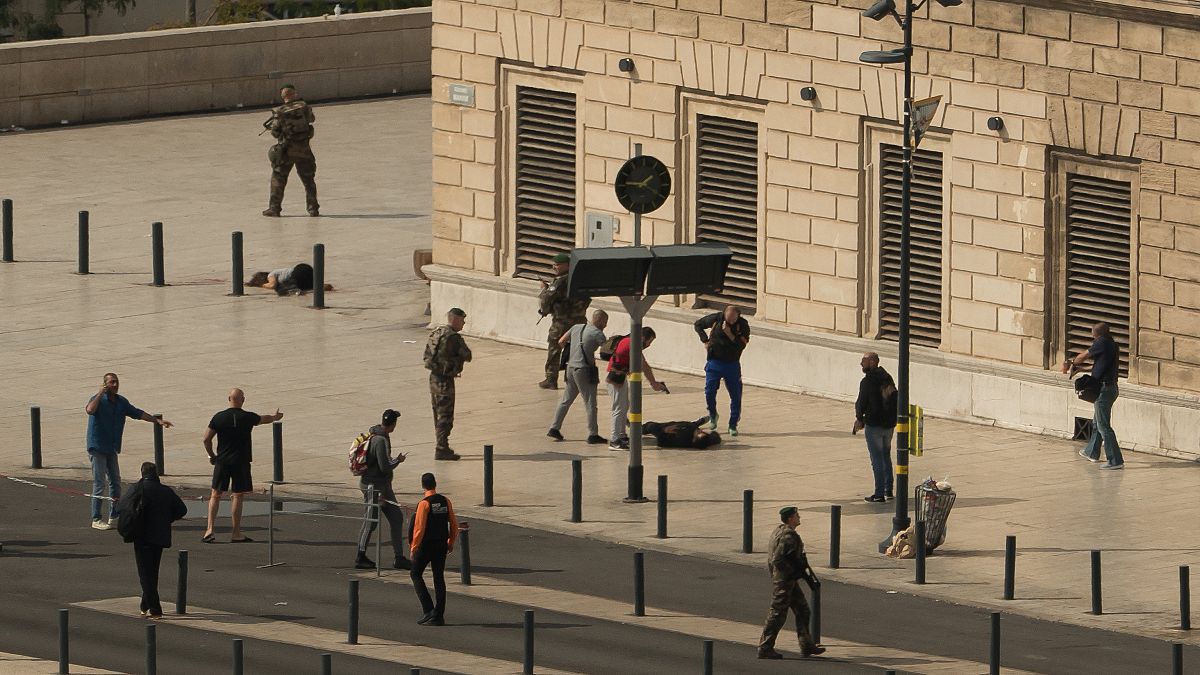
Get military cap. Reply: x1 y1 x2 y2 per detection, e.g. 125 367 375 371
552 252 571 263
448 307 467 317
280 83 297 91
779 506 799 520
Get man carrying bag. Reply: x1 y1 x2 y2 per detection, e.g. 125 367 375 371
547 310 609 444
120 462 187 619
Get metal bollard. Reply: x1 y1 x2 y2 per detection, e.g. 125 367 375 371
31 406 42 469
1182 565 1192 631
232 638 243 675
810 582 821 644
58 608 68 675
347 579 359 644
176 550 188 614
459 527 472 586
915 520 927 584
656 475 667 539
151 221 164 286
145 624 157 675
312 243 325 309
483 445 494 506
570 459 582 523
1003 535 1016 600
231 231 244 296
411 670 420 675
272 422 284 484
829 504 841 569
2 198 13 262
153 414 165 476
523 610 535 675
320 653 332 675
633 551 645 617
742 489 753 554
990 612 1000 675
77 211 89 275
702 640 713 675
1173 642 1183 675
1091 550 1103 615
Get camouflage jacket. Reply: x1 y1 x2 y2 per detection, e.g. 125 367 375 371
767 524 806 584
424 325 472 377
538 273 590 322
269 99 315 145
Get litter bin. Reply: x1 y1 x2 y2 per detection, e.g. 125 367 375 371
915 478 956 552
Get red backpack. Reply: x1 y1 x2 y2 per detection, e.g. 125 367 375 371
348 432 373 476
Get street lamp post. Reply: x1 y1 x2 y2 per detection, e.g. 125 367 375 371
858 0 960 553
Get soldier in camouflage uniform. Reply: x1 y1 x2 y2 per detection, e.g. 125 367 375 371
424 308 472 461
262 84 320 218
758 506 826 660
537 252 590 390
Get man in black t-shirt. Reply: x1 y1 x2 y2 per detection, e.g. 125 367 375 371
201 388 283 542
1065 323 1124 469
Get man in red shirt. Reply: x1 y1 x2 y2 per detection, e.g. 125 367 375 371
606 327 668 450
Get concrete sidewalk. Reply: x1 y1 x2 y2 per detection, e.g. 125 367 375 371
1 98 1196 646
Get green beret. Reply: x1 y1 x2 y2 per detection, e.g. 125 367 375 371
779 506 798 520
280 83 297 91
448 307 466 317
552 252 571 263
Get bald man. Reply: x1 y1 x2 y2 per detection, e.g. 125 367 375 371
202 389 283 543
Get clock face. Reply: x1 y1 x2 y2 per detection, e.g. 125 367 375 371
614 155 672 215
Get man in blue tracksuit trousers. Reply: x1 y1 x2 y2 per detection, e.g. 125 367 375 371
693 306 751 436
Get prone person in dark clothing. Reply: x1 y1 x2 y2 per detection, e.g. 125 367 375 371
121 462 188 619
693 306 751 436
642 417 721 449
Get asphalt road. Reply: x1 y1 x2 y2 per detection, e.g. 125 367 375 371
0 476 1192 674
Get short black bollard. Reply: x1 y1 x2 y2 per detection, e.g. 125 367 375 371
153 414 165 476
656 475 667 538
829 504 841 569
272 421 284 484
145 623 157 675
151 221 165 286
742 489 753 554
176 550 188 615
312 243 325 309
459 527 472 586
1003 535 1016 600
347 579 359 644
232 638 243 675
77 211 89 275
570 459 582 523
915 520 927 584
58 608 68 674
411 669 420 675
634 551 645 617
483 445 494 506
523 609 535 675
31 406 42 469
1091 550 1103 615
702 640 713 675
320 653 332 675
1173 642 1184 675
231 231 244 296
1182 565 1192 631
810 582 821 644
990 612 1000 675
2 198 13 263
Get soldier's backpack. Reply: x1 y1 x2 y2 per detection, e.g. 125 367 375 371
276 100 312 141
598 334 628 361
348 432 373 476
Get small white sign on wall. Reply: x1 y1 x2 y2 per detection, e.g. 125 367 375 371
448 84 476 107
586 213 616 248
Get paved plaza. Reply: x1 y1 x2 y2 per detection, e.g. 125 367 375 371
1 97 1197 653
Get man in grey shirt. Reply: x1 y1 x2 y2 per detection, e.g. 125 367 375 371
547 310 609 444
355 408 409 570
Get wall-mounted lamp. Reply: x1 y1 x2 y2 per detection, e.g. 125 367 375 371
799 86 817 102
618 58 635 73
987 116 1004 132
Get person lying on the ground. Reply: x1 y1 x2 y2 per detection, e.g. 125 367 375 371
246 263 333 295
642 417 721 449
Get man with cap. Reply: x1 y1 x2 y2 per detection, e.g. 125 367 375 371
354 408 409 570
758 506 825 660
424 308 472 461
536 252 590 390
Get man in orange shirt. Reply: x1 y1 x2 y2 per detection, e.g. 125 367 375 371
409 472 458 625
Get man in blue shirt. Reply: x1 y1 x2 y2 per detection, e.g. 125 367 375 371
85 373 174 529
1066 323 1124 469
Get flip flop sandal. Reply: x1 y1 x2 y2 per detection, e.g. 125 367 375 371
201 534 216 543
231 537 255 543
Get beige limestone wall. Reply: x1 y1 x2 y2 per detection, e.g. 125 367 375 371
0 9 431 128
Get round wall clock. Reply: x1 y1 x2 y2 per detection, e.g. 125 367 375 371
614 155 672 215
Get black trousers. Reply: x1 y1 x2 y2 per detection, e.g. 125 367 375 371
134 545 164 615
410 548 447 618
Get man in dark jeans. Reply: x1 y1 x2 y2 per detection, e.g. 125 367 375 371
693 306 751 436
409 472 458 626
355 408 409 570
852 352 898 502
1067 322 1124 469
124 462 187 619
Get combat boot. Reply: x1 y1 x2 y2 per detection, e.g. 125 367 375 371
757 649 783 659
435 448 461 461
262 208 281 217
537 377 558 390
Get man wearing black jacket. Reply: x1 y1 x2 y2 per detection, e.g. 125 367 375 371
693 306 751 436
124 462 187 619
852 352 898 503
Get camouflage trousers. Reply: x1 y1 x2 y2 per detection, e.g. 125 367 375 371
429 373 456 451
544 318 584 382
758 580 815 653
268 142 319 212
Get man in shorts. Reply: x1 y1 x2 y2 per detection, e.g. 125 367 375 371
201 388 283 543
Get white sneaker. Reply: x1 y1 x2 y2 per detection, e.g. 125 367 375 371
91 519 110 530
107 517 119 529
1078 450 1099 463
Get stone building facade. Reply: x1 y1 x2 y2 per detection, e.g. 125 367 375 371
427 0 1200 459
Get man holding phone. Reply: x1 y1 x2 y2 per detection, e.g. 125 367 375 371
355 408 410 570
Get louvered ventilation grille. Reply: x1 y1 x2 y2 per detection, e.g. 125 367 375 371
695 115 759 312
514 87 577 279
879 144 943 346
1065 173 1131 377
